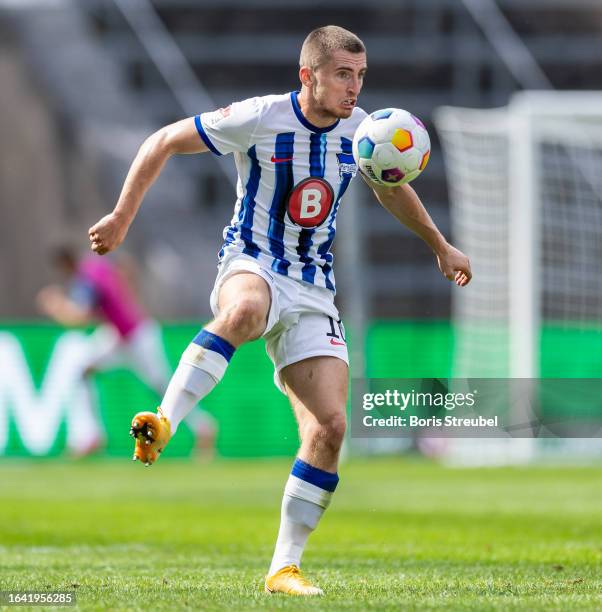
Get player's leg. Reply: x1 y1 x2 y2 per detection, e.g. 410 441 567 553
82 324 124 374
126 318 218 457
161 272 270 430
125 319 171 395
284 356 347 471
266 355 347 596
70 324 122 456
131 272 271 464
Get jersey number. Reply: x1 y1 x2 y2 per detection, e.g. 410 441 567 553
326 316 346 343
287 177 334 228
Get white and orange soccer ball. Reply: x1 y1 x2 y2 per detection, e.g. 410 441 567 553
352 108 431 186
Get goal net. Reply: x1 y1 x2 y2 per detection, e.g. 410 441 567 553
434 91 602 462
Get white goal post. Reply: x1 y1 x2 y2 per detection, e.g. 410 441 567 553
433 91 602 462
435 91 602 382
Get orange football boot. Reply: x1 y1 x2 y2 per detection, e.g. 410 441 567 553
265 565 324 596
130 407 171 466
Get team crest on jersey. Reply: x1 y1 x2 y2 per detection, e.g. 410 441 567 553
336 152 358 180
287 177 334 228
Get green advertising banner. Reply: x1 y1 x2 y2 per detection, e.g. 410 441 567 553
0 324 296 458
0 322 599 457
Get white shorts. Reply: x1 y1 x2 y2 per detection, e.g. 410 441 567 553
83 319 170 394
210 253 348 393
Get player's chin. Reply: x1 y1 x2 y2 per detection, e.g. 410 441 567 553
336 105 355 118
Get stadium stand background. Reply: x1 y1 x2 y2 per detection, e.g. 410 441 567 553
2 0 602 320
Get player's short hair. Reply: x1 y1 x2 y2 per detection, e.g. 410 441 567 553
51 244 78 270
299 26 365 71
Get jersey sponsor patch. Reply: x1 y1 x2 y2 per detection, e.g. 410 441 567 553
287 177 334 228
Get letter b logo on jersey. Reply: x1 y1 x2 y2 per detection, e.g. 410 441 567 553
300 188 322 219
287 177 334 228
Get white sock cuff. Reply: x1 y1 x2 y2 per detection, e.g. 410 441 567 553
284 474 334 509
169 362 217 397
180 342 229 382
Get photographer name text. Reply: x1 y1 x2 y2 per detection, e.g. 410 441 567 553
361 389 497 429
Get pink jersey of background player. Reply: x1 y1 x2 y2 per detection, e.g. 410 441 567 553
73 256 145 338
37 246 219 458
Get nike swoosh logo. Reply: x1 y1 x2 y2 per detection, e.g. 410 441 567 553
271 155 294 163
330 338 346 346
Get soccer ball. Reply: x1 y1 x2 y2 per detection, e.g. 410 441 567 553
352 108 431 186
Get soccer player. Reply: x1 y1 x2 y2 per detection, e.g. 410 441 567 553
37 246 217 455
88 25 471 595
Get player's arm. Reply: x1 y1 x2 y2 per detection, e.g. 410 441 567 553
36 285 93 326
88 118 209 255
368 180 472 286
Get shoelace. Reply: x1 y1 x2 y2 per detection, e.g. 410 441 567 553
282 566 312 587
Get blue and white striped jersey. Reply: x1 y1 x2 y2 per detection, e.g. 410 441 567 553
195 91 368 292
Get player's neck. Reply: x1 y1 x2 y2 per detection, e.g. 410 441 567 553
297 90 339 129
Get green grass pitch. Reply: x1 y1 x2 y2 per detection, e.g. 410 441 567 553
1 457 601 610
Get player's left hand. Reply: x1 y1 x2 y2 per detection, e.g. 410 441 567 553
436 245 472 287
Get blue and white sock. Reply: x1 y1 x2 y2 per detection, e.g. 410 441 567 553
160 329 235 434
268 458 339 575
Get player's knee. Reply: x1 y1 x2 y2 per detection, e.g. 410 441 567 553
327 412 347 445
219 298 267 340
315 412 346 452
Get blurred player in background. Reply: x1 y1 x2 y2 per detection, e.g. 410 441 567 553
88 25 471 595
36 245 217 457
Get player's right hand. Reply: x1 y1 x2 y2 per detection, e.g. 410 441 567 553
88 212 129 255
